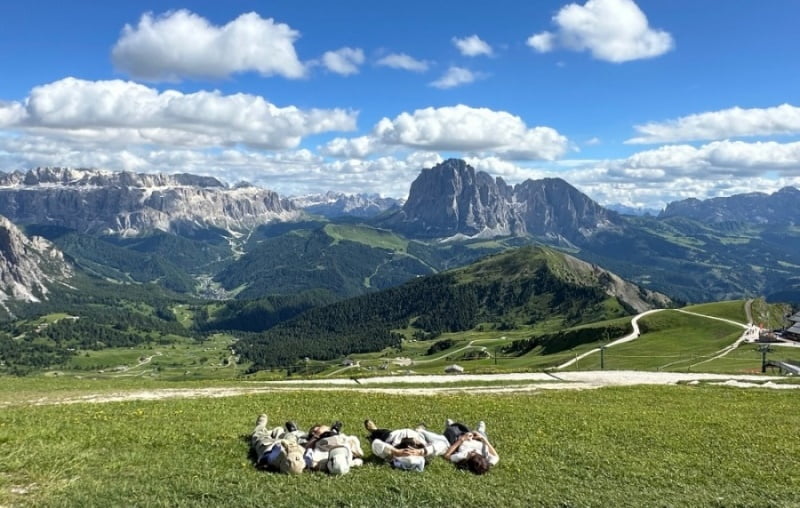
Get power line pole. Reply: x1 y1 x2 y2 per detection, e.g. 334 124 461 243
757 344 772 373
600 329 610 370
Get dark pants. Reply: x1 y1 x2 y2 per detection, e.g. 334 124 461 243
368 428 392 443
444 422 471 445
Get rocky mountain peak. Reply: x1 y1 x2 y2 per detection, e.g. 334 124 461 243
385 159 520 238
513 177 619 243
0 215 72 312
384 159 618 243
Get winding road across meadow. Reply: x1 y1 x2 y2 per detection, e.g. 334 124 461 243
556 301 761 370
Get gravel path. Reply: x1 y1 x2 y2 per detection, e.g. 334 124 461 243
6 370 796 408
556 309 663 369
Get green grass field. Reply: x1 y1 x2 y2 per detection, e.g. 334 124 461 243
683 300 747 323
324 224 409 251
1 385 798 507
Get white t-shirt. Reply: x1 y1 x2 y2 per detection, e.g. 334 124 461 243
449 438 499 466
371 429 443 461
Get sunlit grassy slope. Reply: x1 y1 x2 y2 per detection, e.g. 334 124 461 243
1 387 798 507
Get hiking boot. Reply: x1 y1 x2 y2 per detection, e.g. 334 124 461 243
285 421 298 433
255 414 268 428
364 419 377 431
477 421 486 434
331 420 343 434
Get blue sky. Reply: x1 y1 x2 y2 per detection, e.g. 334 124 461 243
1 0 799 209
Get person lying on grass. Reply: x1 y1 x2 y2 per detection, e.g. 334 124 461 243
441 419 499 475
363 419 449 471
250 414 306 475
299 420 364 475
306 432 365 475
251 416 365 475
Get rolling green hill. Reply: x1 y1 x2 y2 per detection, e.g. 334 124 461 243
237 246 668 370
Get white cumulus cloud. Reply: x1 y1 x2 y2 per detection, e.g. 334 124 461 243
627 103 800 144
320 136 380 159
0 101 26 127
452 35 493 57
373 105 568 160
527 32 555 53
430 67 481 89
623 140 800 173
375 53 430 72
112 10 306 81
527 0 673 63
0 77 356 149
321 47 365 75
552 139 800 209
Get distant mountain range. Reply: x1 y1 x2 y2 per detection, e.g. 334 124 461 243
660 186 800 224
606 204 661 217
289 191 403 218
0 161 799 309
0 167 299 237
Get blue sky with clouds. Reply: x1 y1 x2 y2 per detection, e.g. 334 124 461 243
1 0 799 209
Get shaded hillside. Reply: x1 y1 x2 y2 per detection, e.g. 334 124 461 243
237 246 669 369
580 217 800 302
215 224 436 299
27 229 198 294
194 290 338 333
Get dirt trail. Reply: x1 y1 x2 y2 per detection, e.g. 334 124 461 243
4 370 796 408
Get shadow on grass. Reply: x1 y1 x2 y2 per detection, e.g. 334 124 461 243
239 433 267 470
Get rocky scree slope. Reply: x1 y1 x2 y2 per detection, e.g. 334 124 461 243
0 215 72 310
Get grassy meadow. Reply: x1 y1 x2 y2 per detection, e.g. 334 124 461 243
13 299 797 382
1 385 799 507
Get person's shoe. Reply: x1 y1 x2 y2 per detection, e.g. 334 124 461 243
364 419 377 431
477 421 486 434
255 414 268 427
331 420 343 434
445 418 454 427
285 421 298 433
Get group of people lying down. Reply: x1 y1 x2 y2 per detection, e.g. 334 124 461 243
251 414 499 476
